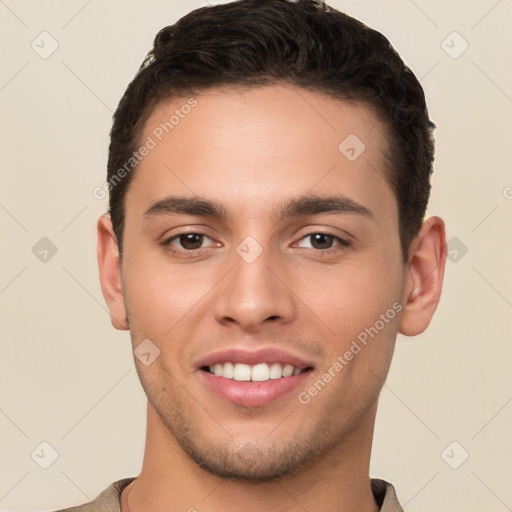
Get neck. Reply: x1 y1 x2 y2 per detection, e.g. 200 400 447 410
122 401 380 512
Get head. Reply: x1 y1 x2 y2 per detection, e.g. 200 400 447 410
98 0 446 483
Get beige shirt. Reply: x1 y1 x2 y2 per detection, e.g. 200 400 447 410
48 477 404 511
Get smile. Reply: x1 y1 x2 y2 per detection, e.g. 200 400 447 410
203 362 312 381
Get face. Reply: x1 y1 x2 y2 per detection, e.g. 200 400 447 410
113 84 407 481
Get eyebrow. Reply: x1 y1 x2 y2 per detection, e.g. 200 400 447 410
143 194 374 220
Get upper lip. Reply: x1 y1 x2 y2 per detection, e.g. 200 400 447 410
196 347 315 370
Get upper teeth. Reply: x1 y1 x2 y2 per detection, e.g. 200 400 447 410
209 362 304 381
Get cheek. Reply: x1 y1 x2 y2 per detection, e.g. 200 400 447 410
292 253 402 337
301 263 401 404
121 248 213 338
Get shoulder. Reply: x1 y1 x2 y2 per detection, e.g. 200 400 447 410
45 477 135 512
370 478 404 512
46 476 401 511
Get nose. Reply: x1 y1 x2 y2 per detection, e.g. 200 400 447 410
213 244 296 332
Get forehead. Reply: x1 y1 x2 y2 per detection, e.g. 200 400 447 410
125 83 395 223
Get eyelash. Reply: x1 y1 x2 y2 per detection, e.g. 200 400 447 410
161 230 351 256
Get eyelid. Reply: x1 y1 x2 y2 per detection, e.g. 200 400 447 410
292 231 351 252
162 229 217 252
293 224 354 242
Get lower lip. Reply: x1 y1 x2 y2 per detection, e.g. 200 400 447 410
199 369 312 407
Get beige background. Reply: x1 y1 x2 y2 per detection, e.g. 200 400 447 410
1 0 511 510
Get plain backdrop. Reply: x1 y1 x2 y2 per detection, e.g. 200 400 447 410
1 1 511 511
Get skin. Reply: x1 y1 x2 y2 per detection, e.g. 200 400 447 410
97 83 446 511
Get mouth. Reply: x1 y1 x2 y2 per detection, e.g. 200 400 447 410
196 347 316 407
197 356 314 407
200 362 314 382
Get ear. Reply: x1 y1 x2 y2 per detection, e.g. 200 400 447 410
399 216 447 336
97 214 129 330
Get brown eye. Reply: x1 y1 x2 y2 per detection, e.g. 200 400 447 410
295 232 350 252
177 233 205 250
309 233 335 250
162 231 213 253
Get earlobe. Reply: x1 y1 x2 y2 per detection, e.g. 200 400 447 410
96 214 129 331
399 216 447 336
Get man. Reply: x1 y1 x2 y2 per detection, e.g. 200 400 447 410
53 0 446 510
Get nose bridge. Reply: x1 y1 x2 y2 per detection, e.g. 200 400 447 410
213 236 295 329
